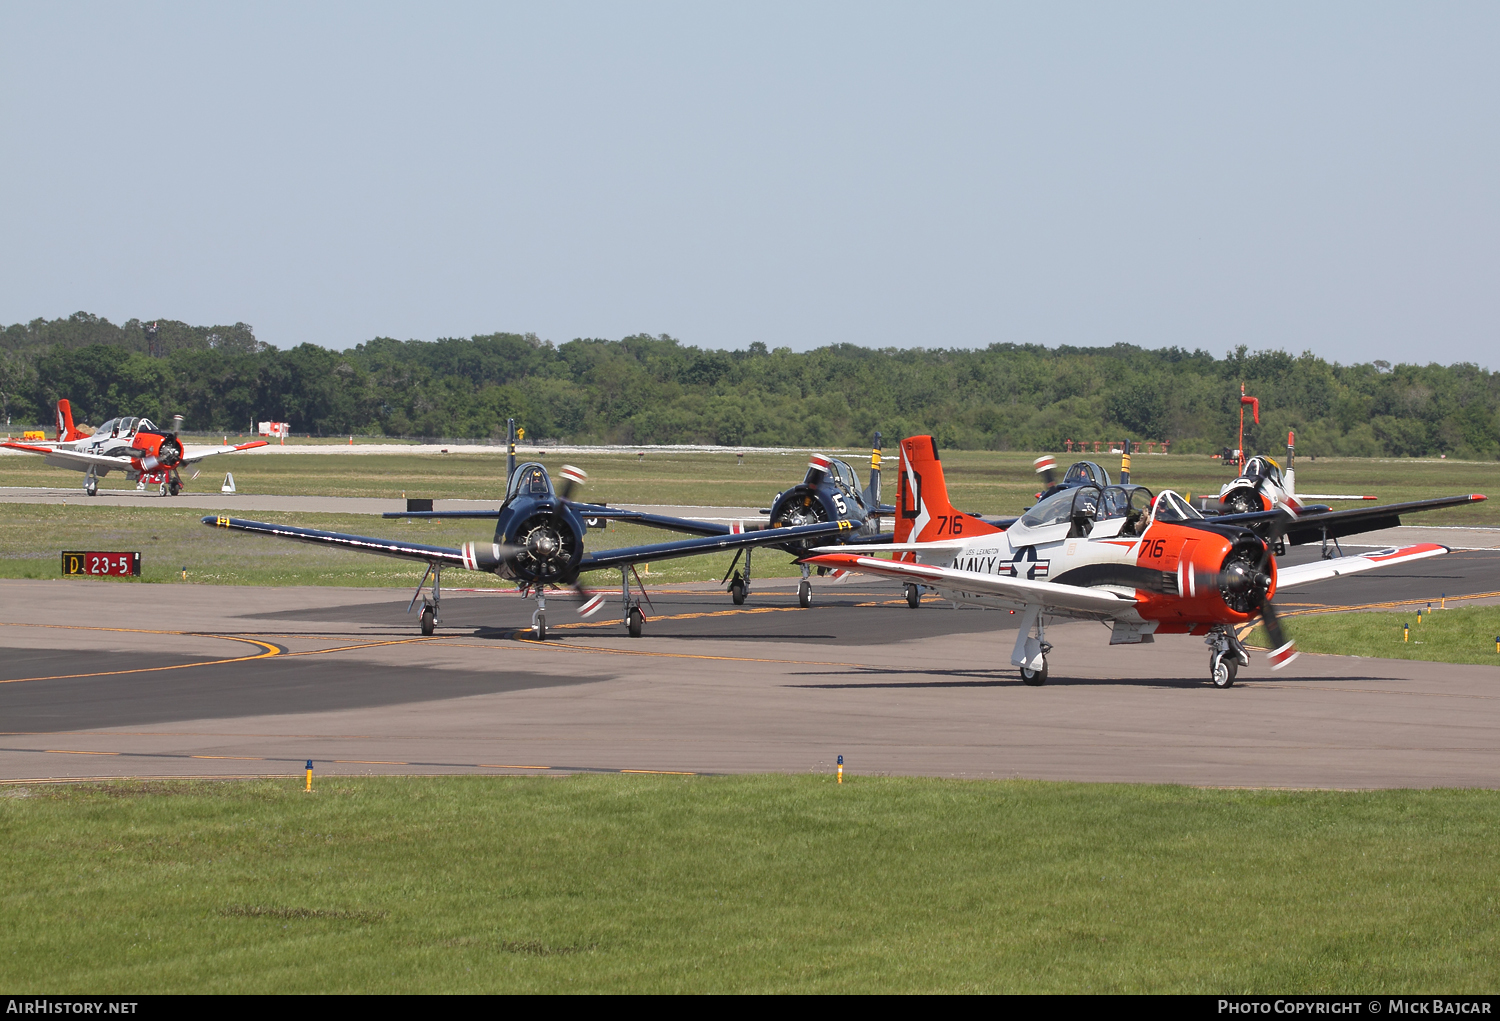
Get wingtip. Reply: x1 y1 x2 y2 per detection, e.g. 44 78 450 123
1471 494 1488 502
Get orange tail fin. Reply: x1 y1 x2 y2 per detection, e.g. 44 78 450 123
55 399 86 441
894 435 1003 543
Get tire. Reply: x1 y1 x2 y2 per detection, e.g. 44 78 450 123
1210 652 1237 689
158 483 168 496
534 612 546 641
1020 658 1048 686
730 580 746 605
627 606 644 637
798 580 812 608
905 584 920 609
168 479 182 497
420 606 435 636
85 479 98 497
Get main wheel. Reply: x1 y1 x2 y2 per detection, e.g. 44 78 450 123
85 478 98 496
627 606 644 637
1210 652 1237 688
168 479 182 496
158 482 168 496
798 580 812 608
905 584 920 609
420 605 435 636
1020 657 1049 686
730 579 746 605
534 612 546 641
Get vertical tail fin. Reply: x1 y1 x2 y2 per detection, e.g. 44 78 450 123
863 431 882 509
55 399 85 441
894 435 1002 543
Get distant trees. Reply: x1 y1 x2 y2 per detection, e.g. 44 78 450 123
2 312 1497 458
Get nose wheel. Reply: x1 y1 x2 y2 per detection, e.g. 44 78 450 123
1205 627 1250 688
905 584 921 608
797 580 812 607
1210 651 1238 688
420 605 436 636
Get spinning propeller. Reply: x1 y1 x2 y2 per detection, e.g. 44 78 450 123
1197 510 1299 670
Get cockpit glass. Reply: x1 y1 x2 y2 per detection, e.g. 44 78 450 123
119 417 136 434
1019 488 1079 529
1063 461 1110 487
507 464 552 499
832 460 856 490
96 419 117 435
1150 490 1203 523
1070 485 1102 521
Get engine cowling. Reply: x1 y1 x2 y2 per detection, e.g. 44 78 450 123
498 512 582 584
132 430 184 470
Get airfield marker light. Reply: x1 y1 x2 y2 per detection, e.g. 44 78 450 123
1404 624 1410 643
181 566 187 581
305 760 313 793
837 754 843 785
1442 593 1447 609
1495 637 1499 654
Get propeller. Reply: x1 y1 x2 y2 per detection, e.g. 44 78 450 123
1252 509 1299 670
558 464 587 502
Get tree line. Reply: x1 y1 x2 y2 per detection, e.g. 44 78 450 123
2 311 1497 458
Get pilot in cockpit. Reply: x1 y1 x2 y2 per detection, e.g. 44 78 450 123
522 467 549 495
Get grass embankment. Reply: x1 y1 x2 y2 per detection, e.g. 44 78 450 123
4 449 1497 525
1248 606 1500 668
0 505 809 586
4 775 1500 993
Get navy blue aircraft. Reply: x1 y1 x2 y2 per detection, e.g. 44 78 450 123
203 460 855 640
577 443 896 607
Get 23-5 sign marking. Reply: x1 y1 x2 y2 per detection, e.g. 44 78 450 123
61 551 141 577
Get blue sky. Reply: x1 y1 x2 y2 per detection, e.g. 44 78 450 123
2 2 1496 366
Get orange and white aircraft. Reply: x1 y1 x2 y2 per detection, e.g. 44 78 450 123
806 436 1485 688
2 399 268 496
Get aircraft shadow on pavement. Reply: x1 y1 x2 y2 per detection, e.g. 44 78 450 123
784 667 1395 690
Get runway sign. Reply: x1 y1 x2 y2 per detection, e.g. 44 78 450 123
61 551 142 577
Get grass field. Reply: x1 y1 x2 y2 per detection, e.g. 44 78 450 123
0 505 810 586
3 448 1497 524
1247 606 1500 668
4 775 1500 993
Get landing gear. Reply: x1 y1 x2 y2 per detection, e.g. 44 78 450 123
797 562 813 607
905 583 921 608
408 563 444 635
621 567 650 637
1210 651 1237 688
1020 658 1049 686
167 471 182 497
158 481 169 496
84 468 98 497
723 548 753 604
1205 626 1250 688
1011 606 1052 685
532 589 547 640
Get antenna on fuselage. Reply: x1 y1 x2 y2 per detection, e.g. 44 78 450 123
506 417 516 490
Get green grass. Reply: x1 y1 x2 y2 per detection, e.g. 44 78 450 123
4 775 1500 992
4 448 1497 524
1248 606 1500 667
0 504 808 586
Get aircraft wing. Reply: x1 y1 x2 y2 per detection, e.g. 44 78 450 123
803 551 1136 616
578 520 856 571
567 506 747 538
36 447 129 474
1210 494 1486 545
202 516 467 567
181 440 270 463
2 440 67 454
1275 543 1449 591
